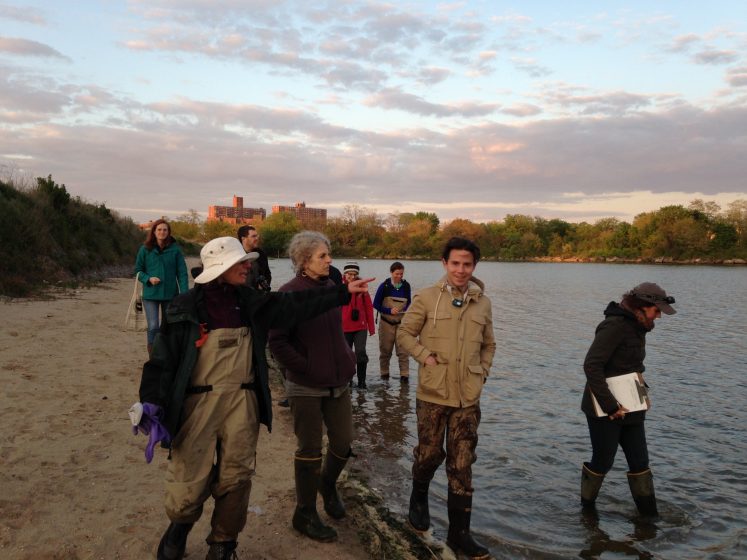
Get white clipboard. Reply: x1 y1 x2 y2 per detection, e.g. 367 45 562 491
591 372 650 417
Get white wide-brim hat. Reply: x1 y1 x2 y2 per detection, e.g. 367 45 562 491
194 237 259 284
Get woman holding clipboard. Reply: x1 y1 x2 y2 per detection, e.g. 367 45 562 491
580 282 676 516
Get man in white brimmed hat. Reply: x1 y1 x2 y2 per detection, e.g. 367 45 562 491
138 237 373 560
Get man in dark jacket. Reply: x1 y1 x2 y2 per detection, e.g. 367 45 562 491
139 236 371 560
238 225 271 291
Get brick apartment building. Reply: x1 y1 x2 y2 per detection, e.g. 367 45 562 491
208 195 266 225
272 201 327 226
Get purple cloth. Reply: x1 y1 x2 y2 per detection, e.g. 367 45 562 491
132 402 171 463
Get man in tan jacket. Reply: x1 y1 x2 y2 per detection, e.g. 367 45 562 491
397 237 495 560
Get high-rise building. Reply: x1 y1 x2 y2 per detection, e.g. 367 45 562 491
208 195 266 224
271 201 327 226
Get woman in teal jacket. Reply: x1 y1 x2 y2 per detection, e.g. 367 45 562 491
134 219 188 353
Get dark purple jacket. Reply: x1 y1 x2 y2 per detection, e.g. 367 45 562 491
269 274 355 388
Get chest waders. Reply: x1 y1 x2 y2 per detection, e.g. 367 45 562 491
161 326 258 556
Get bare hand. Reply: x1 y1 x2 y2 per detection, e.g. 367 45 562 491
149 277 161 286
347 277 374 293
424 354 438 366
609 406 629 420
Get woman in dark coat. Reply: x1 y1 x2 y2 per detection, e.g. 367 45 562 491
580 282 676 516
269 231 371 542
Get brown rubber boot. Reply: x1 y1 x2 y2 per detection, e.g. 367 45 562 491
581 463 605 508
627 468 658 517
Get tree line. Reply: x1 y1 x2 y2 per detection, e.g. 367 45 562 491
171 199 747 262
0 175 143 296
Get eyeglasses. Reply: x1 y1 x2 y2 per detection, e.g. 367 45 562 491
631 292 675 305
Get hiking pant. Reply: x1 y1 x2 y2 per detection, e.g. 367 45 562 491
291 389 354 460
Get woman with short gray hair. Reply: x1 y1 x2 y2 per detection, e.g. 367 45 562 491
287 230 331 275
269 231 366 542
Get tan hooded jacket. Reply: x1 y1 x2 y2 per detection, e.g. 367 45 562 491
397 275 496 407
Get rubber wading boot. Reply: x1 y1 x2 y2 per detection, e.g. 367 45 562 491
627 469 658 517
157 521 194 560
357 361 367 388
319 450 348 519
293 457 338 542
408 478 431 532
581 463 605 509
446 492 490 560
205 540 237 560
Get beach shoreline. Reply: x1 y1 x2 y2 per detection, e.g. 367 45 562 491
0 278 426 560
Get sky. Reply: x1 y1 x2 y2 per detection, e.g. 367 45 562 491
1 1 746 225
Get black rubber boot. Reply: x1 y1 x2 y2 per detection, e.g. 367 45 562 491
357 361 367 388
319 450 349 519
407 478 431 531
157 521 194 560
446 492 490 560
627 469 658 517
205 540 237 560
293 457 338 542
581 463 605 509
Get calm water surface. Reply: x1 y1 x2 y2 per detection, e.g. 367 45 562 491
269 259 747 559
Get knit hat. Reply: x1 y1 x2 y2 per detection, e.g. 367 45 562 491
343 261 360 275
626 282 676 315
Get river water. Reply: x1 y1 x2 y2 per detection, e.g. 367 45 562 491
269 259 747 560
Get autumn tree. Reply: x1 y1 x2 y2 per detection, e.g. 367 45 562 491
259 212 302 257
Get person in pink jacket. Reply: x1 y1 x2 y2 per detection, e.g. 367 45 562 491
341 262 376 388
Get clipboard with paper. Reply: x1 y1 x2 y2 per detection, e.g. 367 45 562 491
591 372 650 417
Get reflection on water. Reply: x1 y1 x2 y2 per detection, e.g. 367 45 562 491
270 259 747 559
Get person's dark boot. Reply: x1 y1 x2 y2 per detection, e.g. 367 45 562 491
357 360 367 388
446 492 490 560
581 463 605 509
205 540 237 560
157 521 194 560
627 468 658 517
319 450 348 519
408 478 431 531
293 457 338 542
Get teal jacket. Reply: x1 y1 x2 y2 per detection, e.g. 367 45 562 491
134 241 189 301
138 282 352 442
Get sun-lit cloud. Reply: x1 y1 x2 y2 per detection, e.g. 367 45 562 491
0 37 69 59
1 1 745 225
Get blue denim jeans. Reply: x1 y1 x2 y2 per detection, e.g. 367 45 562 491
143 299 170 345
586 415 649 474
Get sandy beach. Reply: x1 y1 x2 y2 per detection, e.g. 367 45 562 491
0 277 423 560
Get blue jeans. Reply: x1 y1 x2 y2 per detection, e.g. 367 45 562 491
143 299 170 345
586 415 649 474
